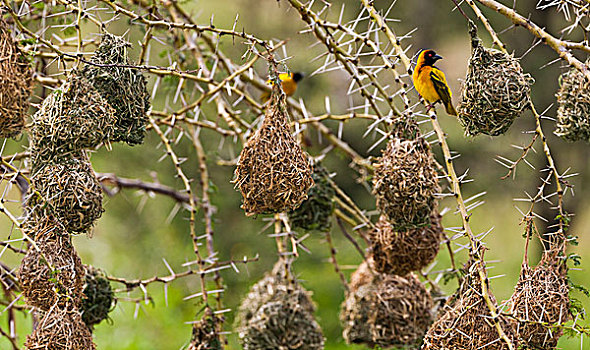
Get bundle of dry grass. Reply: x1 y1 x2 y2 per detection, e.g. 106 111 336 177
18 231 85 311
372 137 439 230
25 304 96 350
554 62 590 142
288 164 335 232
422 260 516 349
0 17 33 139
234 89 314 216
508 256 570 348
457 25 533 136
29 72 116 163
187 311 222 350
235 260 324 349
370 212 443 276
81 266 115 329
26 153 103 233
81 33 150 145
340 260 434 348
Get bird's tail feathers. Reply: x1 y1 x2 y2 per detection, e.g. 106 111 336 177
445 101 457 116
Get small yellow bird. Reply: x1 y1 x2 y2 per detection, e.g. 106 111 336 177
260 72 304 103
412 49 457 116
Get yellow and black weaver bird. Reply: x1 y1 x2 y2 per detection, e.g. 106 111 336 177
412 49 457 116
260 72 304 103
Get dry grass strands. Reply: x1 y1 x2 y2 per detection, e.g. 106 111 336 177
370 212 443 276
508 258 570 349
0 17 33 139
187 312 223 350
81 33 150 145
422 260 516 350
234 89 314 216
81 266 115 329
554 62 590 142
340 260 434 348
29 72 116 163
26 154 103 233
372 137 439 230
235 261 325 349
288 164 335 231
25 305 96 350
457 25 533 136
18 232 85 311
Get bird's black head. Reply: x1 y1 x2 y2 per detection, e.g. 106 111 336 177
292 72 304 82
420 49 443 66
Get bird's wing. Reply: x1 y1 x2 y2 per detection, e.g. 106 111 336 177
430 67 452 104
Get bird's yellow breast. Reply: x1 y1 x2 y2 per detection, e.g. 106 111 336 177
413 66 440 103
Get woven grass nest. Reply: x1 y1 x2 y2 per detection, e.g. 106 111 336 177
508 256 570 349
372 136 439 230
422 259 516 349
457 24 533 137
554 62 590 142
340 259 434 348
26 153 103 233
25 304 96 350
187 312 222 350
288 164 335 232
18 230 85 311
81 266 115 329
81 33 150 145
234 88 314 216
370 212 443 276
29 72 116 163
0 17 33 139
235 260 324 349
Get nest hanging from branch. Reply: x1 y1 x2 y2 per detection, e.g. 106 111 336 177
340 259 434 348
508 256 570 349
0 17 33 139
234 87 314 216
373 136 439 230
370 212 443 276
81 266 115 330
18 231 85 311
288 164 335 232
422 259 516 349
457 24 533 136
187 311 223 350
81 33 150 145
235 260 325 349
29 72 116 164
26 153 103 234
25 304 96 350
554 62 590 142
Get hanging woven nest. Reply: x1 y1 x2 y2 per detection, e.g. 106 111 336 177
235 260 325 349
288 164 335 231
340 259 434 348
25 304 96 350
187 310 223 350
26 153 103 234
554 62 590 142
508 256 570 349
372 136 439 230
0 17 33 139
233 86 314 216
457 23 533 136
370 212 443 276
81 33 150 145
422 259 516 349
81 266 115 330
29 72 116 164
18 230 85 311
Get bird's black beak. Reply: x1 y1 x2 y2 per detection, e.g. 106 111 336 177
434 54 443 61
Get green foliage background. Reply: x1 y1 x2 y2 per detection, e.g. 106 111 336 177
2 0 590 349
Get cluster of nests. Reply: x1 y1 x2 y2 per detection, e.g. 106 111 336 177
235 261 324 349
18 32 147 349
457 23 533 137
0 16 34 138
234 84 314 216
